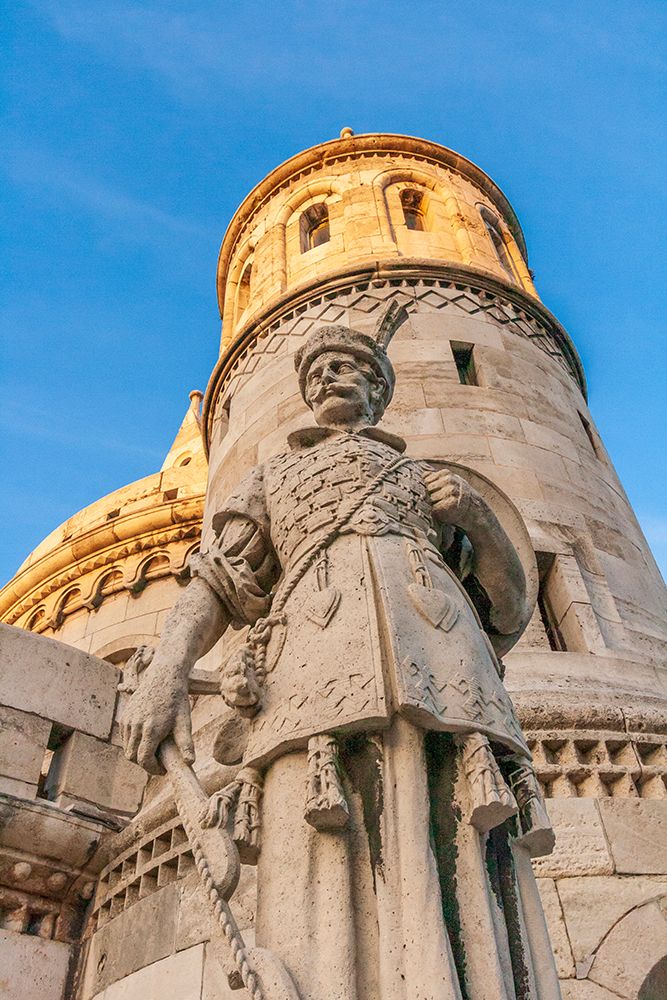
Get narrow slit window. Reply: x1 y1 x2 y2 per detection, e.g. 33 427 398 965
400 189 426 231
452 343 478 386
237 262 252 315
578 412 602 460
536 553 567 651
537 587 567 651
301 204 330 252
480 207 519 282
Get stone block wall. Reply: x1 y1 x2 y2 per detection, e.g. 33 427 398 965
0 625 148 1000
45 575 186 663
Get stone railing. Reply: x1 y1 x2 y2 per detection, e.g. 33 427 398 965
0 624 147 1000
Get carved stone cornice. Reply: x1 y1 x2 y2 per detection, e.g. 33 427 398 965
202 259 586 454
0 495 204 628
0 793 113 944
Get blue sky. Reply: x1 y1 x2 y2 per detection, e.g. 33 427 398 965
2 1 666 583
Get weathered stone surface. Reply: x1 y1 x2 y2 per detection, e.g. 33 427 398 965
82 884 179 998
91 942 204 1000
87 613 159 661
176 865 256 953
0 774 41 798
0 624 118 739
0 706 51 793
556 874 667 963
175 874 212 952
202 941 243 999
598 800 667 874
0 793 108 867
0 930 71 1000
84 594 130 637
532 800 613 877
560 982 621 1000
588 898 667 997
536 877 575 978
505 650 665 730
44 730 147 816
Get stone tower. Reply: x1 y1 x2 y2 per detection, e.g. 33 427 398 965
1 132 666 999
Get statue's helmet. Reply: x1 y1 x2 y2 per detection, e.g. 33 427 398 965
294 324 395 410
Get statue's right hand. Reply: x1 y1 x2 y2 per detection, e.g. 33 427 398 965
120 675 194 776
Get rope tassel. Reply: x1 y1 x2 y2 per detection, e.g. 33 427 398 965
505 755 555 857
233 768 263 865
304 734 349 831
201 767 264 866
457 733 518 833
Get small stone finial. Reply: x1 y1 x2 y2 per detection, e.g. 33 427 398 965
189 389 203 428
339 127 354 139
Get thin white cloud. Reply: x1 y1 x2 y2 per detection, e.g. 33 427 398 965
29 0 554 100
0 394 160 461
29 1 301 96
5 142 214 243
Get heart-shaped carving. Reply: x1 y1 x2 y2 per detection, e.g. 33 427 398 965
408 583 458 632
304 586 341 629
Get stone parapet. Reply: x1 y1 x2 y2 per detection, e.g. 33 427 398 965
0 624 119 740
0 625 149 998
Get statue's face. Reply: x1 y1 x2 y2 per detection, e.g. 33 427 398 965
305 350 385 428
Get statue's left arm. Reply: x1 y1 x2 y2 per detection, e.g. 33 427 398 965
121 465 277 773
425 469 527 637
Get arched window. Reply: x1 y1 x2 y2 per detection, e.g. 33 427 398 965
142 553 170 580
27 608 45 632
479 207 519 282
237 261 252 316
98 570 123 598
300 204 330 252
59 589 81 615
400 189 426 231
55 588 81 625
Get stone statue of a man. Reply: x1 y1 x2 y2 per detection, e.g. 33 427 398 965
122 324 558 999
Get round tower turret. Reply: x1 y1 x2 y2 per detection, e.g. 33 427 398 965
200 132 667 995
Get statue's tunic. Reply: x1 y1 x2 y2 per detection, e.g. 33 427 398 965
192 427 528 768
191 427 559 1000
